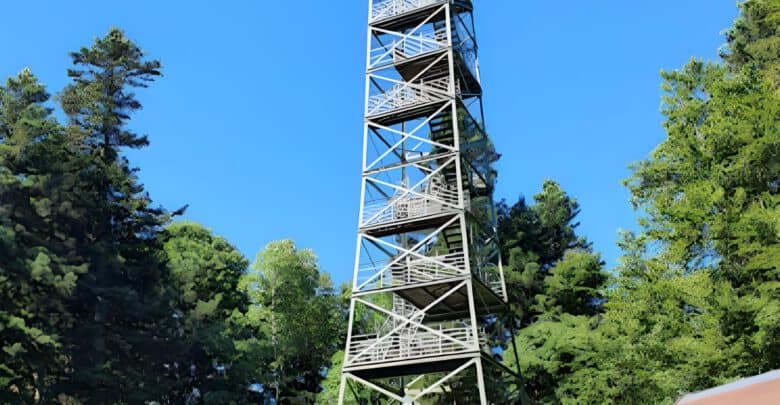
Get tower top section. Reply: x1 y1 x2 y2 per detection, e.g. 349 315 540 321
370 0 473 27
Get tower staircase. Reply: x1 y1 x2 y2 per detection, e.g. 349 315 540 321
340 1 527 403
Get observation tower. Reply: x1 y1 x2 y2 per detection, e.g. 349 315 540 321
338 1 527 403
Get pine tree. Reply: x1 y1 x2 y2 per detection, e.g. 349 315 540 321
54 28 180 402
496 181 607 403
497 180 594 325
0 70 86 402
625 0 780 377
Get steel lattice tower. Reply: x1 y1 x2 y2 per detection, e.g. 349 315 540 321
339 1 528 403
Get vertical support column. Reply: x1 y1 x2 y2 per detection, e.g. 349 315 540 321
340 3 376 400
465 277 480 352
337 373 349 405
445 2 466 214
475 358 489 404
342 299 357 366
498 253 508 301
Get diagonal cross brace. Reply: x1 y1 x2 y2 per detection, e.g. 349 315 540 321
361 155 459 226
347 280 474 366
413 358 477 400
356 215 463 291
365 101 456 171
367 4 448 70
344 372 406 403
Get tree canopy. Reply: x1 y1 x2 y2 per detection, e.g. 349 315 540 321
0 30 344 404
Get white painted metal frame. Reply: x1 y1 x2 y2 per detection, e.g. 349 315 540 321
341 357 482 404
370 0 447 23
345 280 476 367
339 0 516 403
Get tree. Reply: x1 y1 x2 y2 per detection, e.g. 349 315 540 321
316 351 345 404
496 181 607 403
497 180 592 326
60 28 160 158
625 0 780 376
724 0 780 89
0 69 86 402
548 1 780 402
162 221 257 402
535 250 607 317
560 232 742 404
53 28 181 402
240 240 343 403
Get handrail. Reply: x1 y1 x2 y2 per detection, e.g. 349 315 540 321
369 27 448 69
348 322 485 365
357 251 467 291
361 183 458 227
371 0 445 23
367 77 453 117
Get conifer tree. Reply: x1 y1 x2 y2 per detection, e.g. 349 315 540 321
625 0 780 379
0 70 84 402
496 181 607 403
54 28 180 402
497 180 596 325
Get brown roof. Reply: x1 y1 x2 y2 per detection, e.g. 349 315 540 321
676 370 780 405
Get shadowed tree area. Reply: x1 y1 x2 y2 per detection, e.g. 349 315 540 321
0 30 344 404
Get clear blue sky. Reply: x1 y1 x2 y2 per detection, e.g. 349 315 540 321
1 1 738 283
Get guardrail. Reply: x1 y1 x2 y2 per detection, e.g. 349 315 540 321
370 28 448 69
357 251 466 291
371 0 444 23
367 76 451 117
348 322 483 365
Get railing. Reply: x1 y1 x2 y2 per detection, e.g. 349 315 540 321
469 240 505 298
347 322 484 366
369 28 448 69
475 266 504 299
371 0 445 23
459 46 480 87
367 77 452 117
361 177 459 227
357 251 467 291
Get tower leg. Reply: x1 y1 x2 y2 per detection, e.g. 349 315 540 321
475 359 488 404
337 373 348 405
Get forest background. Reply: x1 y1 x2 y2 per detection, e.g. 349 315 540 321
1 0 779 403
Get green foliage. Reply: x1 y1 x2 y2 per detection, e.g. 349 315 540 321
0 27 347 404
0 24 345 404
624 0 780 382
45 28 182 403
240 240 343 403
724 0 780 88
60 28 161 158
508 314 597 403
497 180 593 325
162 221 258 402
536 250 607 317
1 2 776 403
497 180 608 403
524 1 780 402
316 351 344 404
509 2 780 401
555 233 738 404
0 69 84 402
